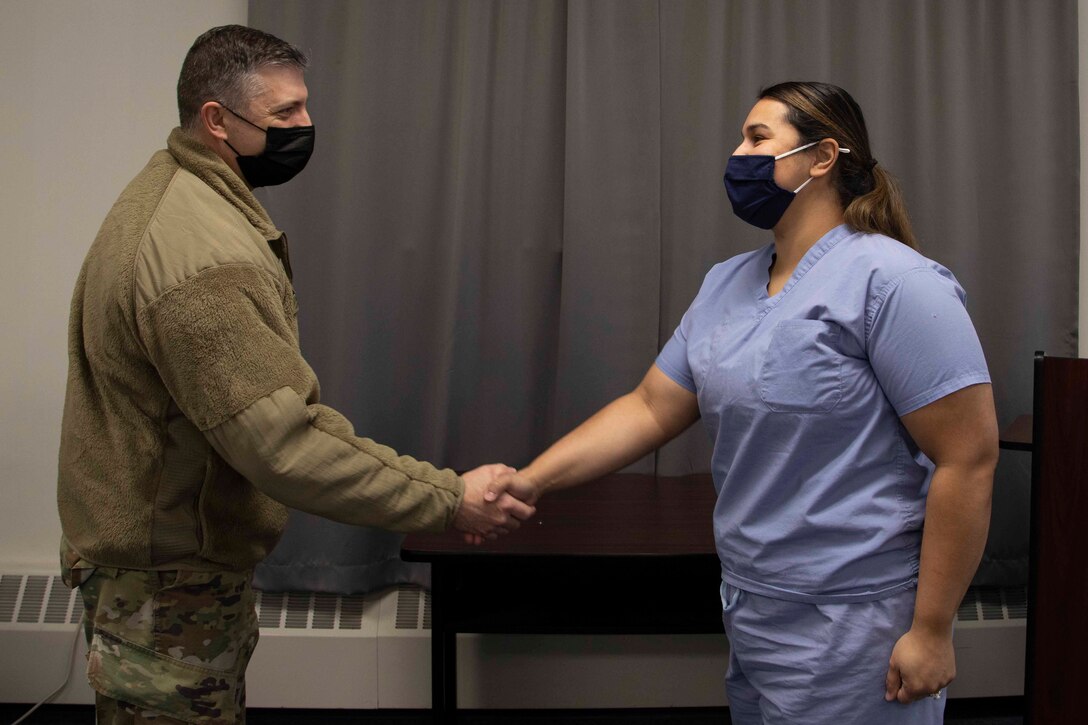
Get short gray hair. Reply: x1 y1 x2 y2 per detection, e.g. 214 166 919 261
177 25 308 131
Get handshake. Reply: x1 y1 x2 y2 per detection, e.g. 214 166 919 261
451 463 541 544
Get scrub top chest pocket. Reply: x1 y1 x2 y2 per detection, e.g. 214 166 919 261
759 319 845 413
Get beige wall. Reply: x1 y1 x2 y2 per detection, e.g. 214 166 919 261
0 0 246 570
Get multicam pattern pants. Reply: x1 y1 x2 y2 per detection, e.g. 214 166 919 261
94 690 188 723
67 565 257 725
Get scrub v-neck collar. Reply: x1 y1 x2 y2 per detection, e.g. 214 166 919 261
757 224 853 306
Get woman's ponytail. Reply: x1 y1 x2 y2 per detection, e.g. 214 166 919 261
844 165 919 250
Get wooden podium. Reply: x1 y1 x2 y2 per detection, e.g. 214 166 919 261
1025 352 1088 724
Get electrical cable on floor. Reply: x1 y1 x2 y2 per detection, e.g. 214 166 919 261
8 616 84 725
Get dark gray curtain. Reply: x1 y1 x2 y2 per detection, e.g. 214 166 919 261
249 0 1078 593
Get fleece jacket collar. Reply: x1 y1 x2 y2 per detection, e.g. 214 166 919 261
166 127 283 243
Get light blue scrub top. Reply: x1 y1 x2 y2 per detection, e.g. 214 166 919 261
656 224 990 604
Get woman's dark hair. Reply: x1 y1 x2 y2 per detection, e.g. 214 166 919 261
759 81 918 250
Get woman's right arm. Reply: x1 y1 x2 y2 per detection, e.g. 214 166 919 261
498 364 700 499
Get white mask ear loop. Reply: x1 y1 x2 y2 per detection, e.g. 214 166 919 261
779 143 853 193
774 140 819 160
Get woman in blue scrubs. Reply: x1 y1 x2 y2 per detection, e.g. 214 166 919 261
492 82 998 723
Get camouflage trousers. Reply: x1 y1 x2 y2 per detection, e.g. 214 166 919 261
94 690 189 723
69 566 257 725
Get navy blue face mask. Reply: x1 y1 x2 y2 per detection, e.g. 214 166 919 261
723 141 850 229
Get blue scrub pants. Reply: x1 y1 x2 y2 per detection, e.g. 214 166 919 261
721 582 945 724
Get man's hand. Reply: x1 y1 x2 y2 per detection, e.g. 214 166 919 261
884 626 955 703
486 470 541 508
453 464 537 545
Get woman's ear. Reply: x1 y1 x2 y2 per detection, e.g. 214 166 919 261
810 138 844 178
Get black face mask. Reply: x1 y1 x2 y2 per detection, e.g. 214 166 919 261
221 104 315 188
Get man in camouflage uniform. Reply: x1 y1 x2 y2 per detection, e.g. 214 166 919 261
58 25 535 724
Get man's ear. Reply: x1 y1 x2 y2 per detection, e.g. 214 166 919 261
810 138 844 178
200 101 229 142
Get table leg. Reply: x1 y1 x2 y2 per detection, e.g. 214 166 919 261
430 563 457 723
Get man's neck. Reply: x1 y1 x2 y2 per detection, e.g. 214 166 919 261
191 126 249 188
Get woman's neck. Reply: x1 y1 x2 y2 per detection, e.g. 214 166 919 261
767 197 845 294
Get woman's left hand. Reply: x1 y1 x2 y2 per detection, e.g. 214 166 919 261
884 626 955 703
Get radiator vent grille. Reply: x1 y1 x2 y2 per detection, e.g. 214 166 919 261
394 584 430 630
312 592 337 630
395 585 419 629
256 591 284 628
422 587 432 629
956 586 1027 622
254 590 369 631
284 592 311 629
247 587 428 631
339 595 367 630
0 576 430 631
0 574 83 625
0 576 21 623
0 576 1020 629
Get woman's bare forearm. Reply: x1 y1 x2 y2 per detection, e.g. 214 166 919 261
521 366 699 493
913 463 994 634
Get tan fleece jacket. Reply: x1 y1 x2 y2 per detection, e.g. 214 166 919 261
57 128 464 572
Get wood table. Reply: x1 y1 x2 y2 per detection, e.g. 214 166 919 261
999 413 1033 451
402 473 722 722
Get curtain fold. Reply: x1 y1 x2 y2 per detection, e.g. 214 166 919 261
554 0 663 470
250 0 1077 593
